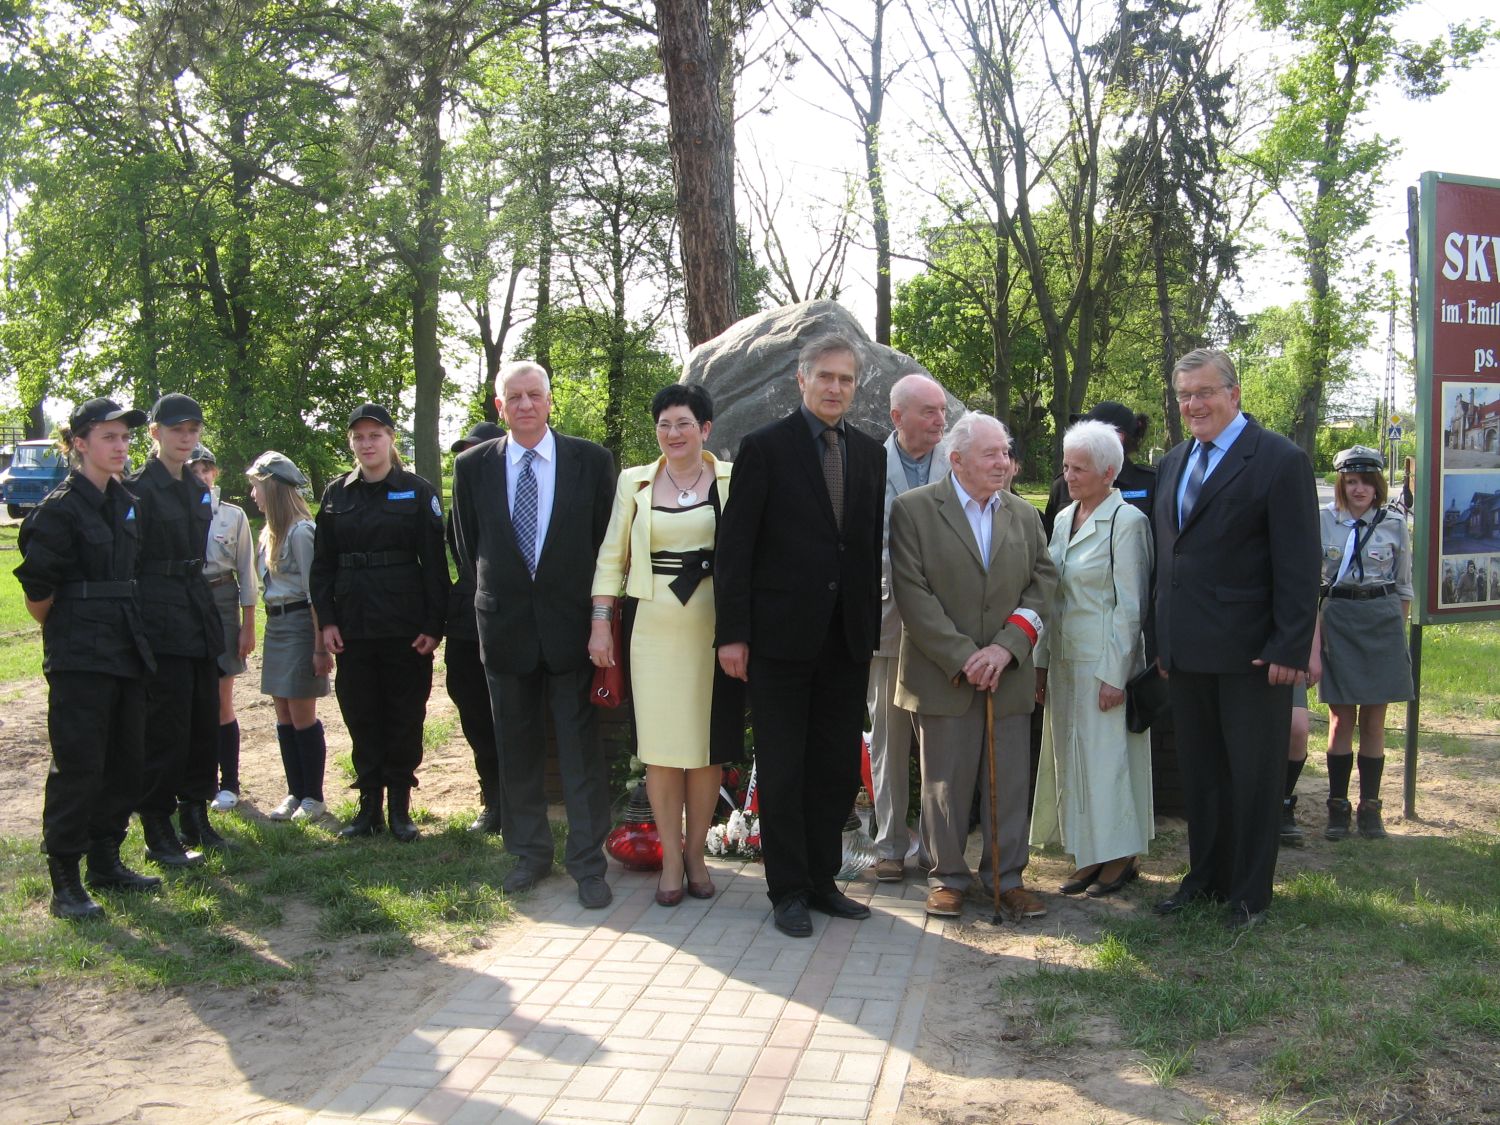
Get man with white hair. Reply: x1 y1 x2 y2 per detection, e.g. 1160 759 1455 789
869 373 951 882
889 413 1056 920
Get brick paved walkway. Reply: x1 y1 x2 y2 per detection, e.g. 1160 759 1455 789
309 859 944 1124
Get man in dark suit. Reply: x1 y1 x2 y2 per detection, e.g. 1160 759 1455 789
452 361 617 908
716 332 887 938
1153 348 1320 931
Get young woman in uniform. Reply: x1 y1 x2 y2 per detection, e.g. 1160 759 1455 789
1318 445 1414 840
128 393 227 866
185 445 257 812
310 404 448 842
16 399 159 918
246 451 331 821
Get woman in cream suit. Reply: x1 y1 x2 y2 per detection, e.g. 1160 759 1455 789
1031 420 1155 897
590 385 736 906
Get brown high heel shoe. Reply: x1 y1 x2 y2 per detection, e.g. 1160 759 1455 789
656 879 685 907
686 876 715 900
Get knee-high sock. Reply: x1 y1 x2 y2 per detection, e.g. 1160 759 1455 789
1326 753 1353 801
295 721 326 803
1284 756 1305 798
1357 754 1384 803
277 723 303 800
217 720 241 794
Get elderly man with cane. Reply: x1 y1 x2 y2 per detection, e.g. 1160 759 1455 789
889 413 1056 920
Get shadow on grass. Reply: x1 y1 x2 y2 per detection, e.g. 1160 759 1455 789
1000 833 1500 1121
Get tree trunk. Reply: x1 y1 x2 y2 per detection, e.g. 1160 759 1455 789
866 0 891 345
410 68 445 490
657 0 739 345
534 9 555 374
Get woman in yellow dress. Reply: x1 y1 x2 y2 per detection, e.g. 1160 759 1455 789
590 385 736 906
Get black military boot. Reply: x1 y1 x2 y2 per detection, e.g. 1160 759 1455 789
1324 797 1353 841
338 789 385 839
47 855 105 921
1356 798 1388 839
387 787 420 843
86 839 163 893
142 812 205 867
1280 796 1304 846
177 801 231 852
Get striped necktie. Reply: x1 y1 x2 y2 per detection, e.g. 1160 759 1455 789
1179 441 1211 527
514 448 538 577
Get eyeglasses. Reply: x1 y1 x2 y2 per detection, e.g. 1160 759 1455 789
655 421 700 436
1175 385 1228 406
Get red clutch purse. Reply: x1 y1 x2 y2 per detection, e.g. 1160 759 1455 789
591 612 629 708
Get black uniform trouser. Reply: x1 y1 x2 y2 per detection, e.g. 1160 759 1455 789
335 637 432 791
1169 669 1291 915
140 654 220 815
444 638 499 803
486 663 607 881
748 623 868 907
44 671 146 856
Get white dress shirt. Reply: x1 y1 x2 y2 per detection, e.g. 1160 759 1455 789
506 427 557 562
950 475 999 570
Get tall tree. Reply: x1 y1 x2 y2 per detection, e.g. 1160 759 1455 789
1254 0 1492 456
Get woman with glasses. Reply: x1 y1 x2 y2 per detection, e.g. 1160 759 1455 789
589 385 737 906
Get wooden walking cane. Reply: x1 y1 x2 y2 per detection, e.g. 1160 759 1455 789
984 687 1003 925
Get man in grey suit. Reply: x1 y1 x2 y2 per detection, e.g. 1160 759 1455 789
869 374 951 883
889 413 1056 920
452 361 618 909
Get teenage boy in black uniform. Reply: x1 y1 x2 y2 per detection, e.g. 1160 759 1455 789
17 399 160 918
128 393 227 866
311 403 449 842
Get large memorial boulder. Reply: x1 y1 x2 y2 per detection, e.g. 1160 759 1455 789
682 299 965 458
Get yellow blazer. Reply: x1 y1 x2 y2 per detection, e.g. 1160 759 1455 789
591 452 733 601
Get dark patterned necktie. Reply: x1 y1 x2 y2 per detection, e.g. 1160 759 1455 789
1179 441 1211 527
514 448 538 577
1352 518 1367 581
822 428 844 531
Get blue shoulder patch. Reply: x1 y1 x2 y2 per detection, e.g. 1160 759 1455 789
1121 489 1147 499
387 489 417 500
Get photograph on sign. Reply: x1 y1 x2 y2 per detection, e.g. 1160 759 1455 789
1437 556 1496 606
1439 379 1500 468
1440 469 1500 554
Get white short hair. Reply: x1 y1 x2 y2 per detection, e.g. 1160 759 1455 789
889 372 944 412
947 411 1010 456
1062 419 1124 478
497 360 550 397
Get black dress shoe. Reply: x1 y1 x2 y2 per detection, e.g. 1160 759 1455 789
501 864 551 895
468 806 503 834
809 888 871 919
1225 904 1267 932
1085 860 1139 898
1152 891 1211 916
1060 864 1103 895
577 875 613 909
773 895 813 937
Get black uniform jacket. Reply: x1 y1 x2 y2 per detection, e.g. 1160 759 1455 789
1042 458 1157 538
713 410 885 663
310 467 449 642
16 471 155 678
127 457 224 660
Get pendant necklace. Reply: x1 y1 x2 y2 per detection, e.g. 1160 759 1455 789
664 463 705 506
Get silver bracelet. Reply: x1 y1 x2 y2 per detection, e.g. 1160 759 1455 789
591 605 614 622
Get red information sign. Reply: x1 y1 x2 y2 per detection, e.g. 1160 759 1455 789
1432 181 1500 378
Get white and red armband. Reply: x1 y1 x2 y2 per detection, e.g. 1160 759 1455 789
1006 608 1043 649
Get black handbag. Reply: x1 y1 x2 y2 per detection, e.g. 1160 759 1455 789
1106 510 1169 733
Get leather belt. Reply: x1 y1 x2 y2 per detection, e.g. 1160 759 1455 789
338 550 416 568
265 600 311 617
141 559 203 577
56 580 137 599
1324 582 1396 601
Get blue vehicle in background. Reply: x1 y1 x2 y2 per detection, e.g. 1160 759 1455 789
1 439 67 519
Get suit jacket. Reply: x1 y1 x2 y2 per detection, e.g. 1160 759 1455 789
452 430 616 675
1034 490 1152 691
1153 418 1319 673
592 453 734 601
714 410 885 662
889 480 1057 719
877 432 951 656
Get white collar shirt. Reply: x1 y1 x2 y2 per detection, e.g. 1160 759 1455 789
506 427 558 562
950 475 1000 571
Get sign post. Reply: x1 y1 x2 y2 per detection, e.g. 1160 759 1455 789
1410 171 1500 816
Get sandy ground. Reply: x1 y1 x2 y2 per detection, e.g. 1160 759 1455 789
1 649 1497 1123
